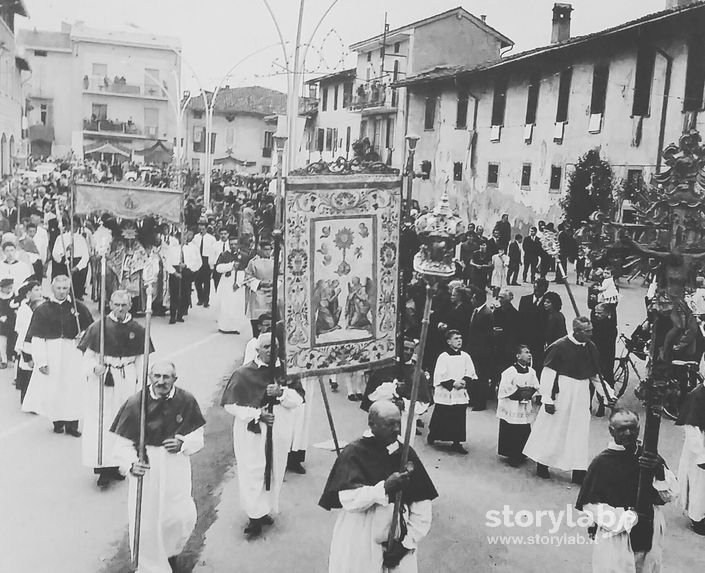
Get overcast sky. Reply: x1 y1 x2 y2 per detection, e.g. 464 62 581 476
20 0 668 92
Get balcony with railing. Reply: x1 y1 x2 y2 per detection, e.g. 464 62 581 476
83 118 143 137
83 76 168 99
350 82 398 114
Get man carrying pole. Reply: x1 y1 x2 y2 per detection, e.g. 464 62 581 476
221 333 304 538
319 285 438 573
111 360 205 573
78 290 154 487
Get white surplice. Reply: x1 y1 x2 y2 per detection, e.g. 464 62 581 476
523 362 612 471
580 443 678 573
328 436 432 573
22 336 84 421
291 375 315 453
214 265 245 333
113 426 204 573
678 424 705 522
224 386 303 518
81 348 143 468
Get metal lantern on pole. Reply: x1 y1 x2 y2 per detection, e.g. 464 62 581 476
386 190 465 550
404 135 420 212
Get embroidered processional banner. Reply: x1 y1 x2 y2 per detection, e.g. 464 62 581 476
284 171 402 376
75 183 182 222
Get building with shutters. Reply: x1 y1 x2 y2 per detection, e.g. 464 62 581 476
0 0 29 176
302 6 512 168
19 22 180 162
396 1 705 230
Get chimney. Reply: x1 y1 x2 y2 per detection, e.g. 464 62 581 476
551 3 573 44
480 15 487 23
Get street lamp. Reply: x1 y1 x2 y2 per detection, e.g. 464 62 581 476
404 134 420 214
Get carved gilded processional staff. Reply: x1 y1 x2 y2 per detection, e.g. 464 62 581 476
579 129 705 551
385 192 465 557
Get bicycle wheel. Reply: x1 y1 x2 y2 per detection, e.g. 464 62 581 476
613 359 629 399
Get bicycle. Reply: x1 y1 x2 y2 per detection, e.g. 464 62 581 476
662 360 704 421
613 333 649 399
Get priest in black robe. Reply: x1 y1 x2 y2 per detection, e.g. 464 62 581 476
78 289 155 487
21 275 93 435
523 316 615 483
221 333 304 537
320 400 438 572
111 360 205 573
576 409 677 573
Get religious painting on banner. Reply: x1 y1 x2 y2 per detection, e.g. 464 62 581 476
285 172 402 376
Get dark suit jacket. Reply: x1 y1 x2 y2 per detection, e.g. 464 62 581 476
466 304 494 361
508 242 522 267
517 293 547 347
522 236 541 262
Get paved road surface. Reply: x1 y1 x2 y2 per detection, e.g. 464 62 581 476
2 281 704 572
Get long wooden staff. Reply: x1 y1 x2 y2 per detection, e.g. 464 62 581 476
317 376 341 456
97 254 107 466
54 202 81 333
264 228 282 490
132 280 154 570
386 283 433 553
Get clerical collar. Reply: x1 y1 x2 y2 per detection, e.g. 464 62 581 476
514 362 530 374
109 312 132 324
568 334 586 346
446 348 462 356
607 439 641 452
149 385 176 401
254 356 268 369
49 294 71 304
363 429 400 454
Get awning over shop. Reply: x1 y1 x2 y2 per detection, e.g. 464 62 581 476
134 140 173 164
84 141 131 157
213 153 255 168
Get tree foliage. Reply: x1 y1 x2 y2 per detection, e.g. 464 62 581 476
560 148 615 228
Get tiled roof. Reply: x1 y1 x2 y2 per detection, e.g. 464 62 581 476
351 6 513 50
305 68 356 86
395 1 705 88
187 86 287 116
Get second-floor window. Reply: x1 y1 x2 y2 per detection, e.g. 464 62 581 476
145 68 160 95
92 103 107 121
424 97 436 130
334 85 339 110
343 82 353 107
193 127 205 152
144 108 159 137
317 128 325 152
491 76 508 126
556 68 572 123
325 128 333 151
590 63 610 116
632 45 655 117
525 71 540 125
684 35 705 112
456 91 469 129
322 87 328 112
